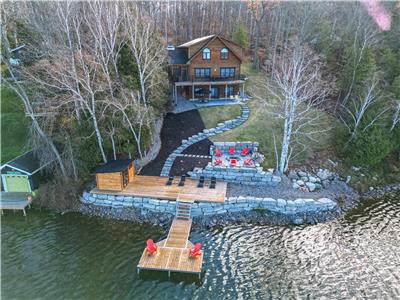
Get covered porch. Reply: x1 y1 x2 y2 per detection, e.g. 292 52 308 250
172 79 246 106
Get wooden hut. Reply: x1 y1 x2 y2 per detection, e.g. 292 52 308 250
94 159 135 191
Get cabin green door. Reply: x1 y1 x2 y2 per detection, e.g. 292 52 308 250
4 175 31 192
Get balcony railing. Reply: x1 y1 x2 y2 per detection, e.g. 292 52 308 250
173 74 247 83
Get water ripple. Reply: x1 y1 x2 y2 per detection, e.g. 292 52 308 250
2 192 400 299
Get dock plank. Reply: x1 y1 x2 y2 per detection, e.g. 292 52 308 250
91 175 226 203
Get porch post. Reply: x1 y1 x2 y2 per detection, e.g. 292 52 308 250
225 83 228 98
192 83 194 100
209 83 211 101
242 83 245 100
174 85 178 106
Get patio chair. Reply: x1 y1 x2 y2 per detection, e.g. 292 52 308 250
244 158 253 166
166 176 174 186
215 148 222 157
178 175 186 186
209 177 216 189
241 147 249 156
197 176 204 188
214 158 222 166
230 159 237 166
189 242 202 258
146 239 158 254
229 146 235 155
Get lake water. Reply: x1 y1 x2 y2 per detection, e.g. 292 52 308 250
2 192 400 299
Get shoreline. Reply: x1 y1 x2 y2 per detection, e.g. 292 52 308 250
64 181 399 229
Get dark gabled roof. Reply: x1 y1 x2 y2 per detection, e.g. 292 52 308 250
1 150 45 175
94 159 133 174
168 48 188 65
177 35 215 48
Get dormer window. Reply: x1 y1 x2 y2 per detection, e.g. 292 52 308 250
221 48 229 60
202 48 211 60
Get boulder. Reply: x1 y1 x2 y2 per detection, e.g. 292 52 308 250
297 180 305 186
317 169 330 180
314 183 322 190
288 171 298 180
292 182 300 189
297 171 308 177
309 176 317 183
301 176 309 182
306 182 316 192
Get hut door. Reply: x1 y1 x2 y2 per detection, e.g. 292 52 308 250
122 170 129 188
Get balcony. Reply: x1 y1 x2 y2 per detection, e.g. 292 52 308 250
173 74 247 85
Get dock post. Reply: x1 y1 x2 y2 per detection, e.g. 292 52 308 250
23 208 26 216
168 271 171 279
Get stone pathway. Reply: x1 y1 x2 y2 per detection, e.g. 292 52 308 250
160 103 250 177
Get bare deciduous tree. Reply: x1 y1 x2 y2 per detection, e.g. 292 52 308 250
257 43 332 173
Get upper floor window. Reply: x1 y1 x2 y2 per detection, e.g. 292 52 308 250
220 67 235 78
202 48 211 60
221 48 229 60
195 68 211 78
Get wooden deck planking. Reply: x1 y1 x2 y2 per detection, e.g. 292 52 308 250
137 218 203 275
91 175 226 203
137 247 203 274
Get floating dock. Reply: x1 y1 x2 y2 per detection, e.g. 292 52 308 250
137 201 203 278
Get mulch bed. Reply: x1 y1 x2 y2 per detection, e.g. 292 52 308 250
139 110 211 176
182 139 213 155
169 157 211 177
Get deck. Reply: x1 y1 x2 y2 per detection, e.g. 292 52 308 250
137 218 203 276
0 192 31 216
90 175 227 203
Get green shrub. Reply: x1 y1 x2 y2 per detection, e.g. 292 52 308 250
344 126 393 166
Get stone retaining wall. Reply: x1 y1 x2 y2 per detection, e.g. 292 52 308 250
210 141 259 155
81 192 337 216
188 165 281 186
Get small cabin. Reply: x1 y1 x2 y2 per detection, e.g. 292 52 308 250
1 150 51 193
94 159 135 191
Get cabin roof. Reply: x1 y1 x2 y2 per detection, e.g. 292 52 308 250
168 48 188 65
94 159 133 174
1 150 48 175
177 35 215 48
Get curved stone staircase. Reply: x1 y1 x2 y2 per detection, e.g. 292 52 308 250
160 103 250 177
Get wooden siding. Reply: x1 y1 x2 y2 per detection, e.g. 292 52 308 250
188 38 241 79
96 172 123 191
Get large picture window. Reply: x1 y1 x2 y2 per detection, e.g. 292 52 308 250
194 68 211 78
202 48 211 60
220 48 229 60
220 67 235 78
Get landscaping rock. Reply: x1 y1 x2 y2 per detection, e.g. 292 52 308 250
306 182 316 192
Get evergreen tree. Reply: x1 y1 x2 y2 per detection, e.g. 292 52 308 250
232 22 248 49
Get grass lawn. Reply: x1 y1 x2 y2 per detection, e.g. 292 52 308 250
198 105 242 129
1 87 30 164
209 62 342 169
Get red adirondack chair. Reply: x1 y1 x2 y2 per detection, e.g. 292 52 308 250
189 242 202 258
215 148 222 157
244 158 253 166
230 159 237 166
214 158 222 166
241 147 249 156
229 146 235 155
146 239 158 254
